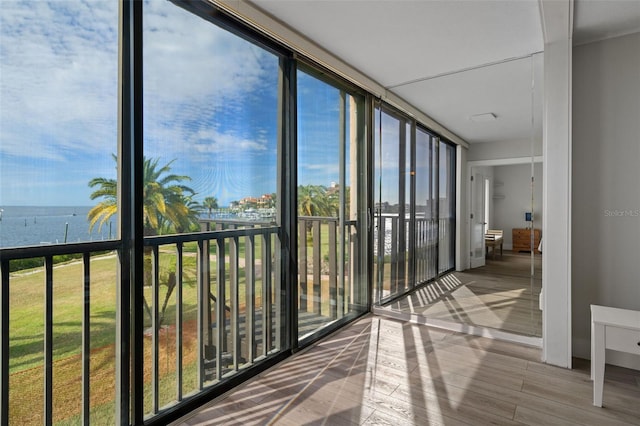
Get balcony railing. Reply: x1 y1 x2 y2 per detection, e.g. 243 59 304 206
1 240 121 425
297 216 358 341
0 216 358 424
142 223 282 417
374 215 454 304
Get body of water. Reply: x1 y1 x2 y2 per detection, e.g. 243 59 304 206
0 206 115 249
0 206 277 249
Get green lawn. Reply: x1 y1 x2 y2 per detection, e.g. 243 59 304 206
7 225 349 424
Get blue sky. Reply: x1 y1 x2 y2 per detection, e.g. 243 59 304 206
0 0 343 207
1 0 119 206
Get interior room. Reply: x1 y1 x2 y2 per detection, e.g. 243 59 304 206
1 0 638 425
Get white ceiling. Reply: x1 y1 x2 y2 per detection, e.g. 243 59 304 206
250 0 640 144
574 0 640 45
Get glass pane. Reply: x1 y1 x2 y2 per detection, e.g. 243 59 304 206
415 128 436 284
0 1 118 248
439 141 456 273
297 69 364 342
1 2 119 424
143 2 279 236
142 0 281 414
374 108 411 303
404 122 412 289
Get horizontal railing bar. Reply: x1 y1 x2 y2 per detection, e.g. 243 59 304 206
0 240 121 260
144 226 279 246
199 218 276 225
0 219 326 259
297 217 357 225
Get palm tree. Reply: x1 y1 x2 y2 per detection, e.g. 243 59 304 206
87 174 117 233
298 184 333 218
203 196 218 218
326 185 350 217
88 155 199 236
88 156 199 327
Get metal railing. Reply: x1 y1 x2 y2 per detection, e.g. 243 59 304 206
0 240 121 425
0 224 283 424
297 217 358 340
142 223 282 417
374 215 454 304
0 215 362 424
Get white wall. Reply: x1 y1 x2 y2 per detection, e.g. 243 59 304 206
468 138 542 162
572 32 640 369
492 163 543 250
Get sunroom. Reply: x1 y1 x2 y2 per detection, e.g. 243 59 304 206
3 0 640 425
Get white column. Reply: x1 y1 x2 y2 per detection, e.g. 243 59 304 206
540 0 573 368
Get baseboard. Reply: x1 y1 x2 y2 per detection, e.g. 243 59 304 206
573 336 640 371
372 305 542 348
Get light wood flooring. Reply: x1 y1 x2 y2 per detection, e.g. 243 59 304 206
174 315 640 425
381 251 542 338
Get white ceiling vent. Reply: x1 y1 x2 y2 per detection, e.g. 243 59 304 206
469 113 497 122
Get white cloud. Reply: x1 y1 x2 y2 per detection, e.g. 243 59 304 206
304 163 339 174
0 0 280 205
0 0 277 161
1 0 119 159
190 128 268 154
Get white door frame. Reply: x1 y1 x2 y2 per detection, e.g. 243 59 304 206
469 169 487 269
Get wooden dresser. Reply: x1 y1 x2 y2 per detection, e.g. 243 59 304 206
512 228 541 253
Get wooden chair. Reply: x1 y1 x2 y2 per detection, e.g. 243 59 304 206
485 229 503 259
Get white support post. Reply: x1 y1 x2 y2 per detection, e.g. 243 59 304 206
540 0 573 368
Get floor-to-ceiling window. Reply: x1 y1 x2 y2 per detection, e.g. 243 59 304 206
415 127 438 284
374 106 456 304
0 1 119 424
296 66 368 343
1 1 455 423
139 1 286 416
439 140 456 273
374 106 410 303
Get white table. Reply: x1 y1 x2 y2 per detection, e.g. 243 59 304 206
590 305 640 407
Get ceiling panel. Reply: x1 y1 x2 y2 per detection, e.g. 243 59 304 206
393 54 544 143
249 0 640 144
574 0 640 45
252 0 543 87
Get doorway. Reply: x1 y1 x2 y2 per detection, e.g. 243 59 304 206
377 156 543 343
467 157 543 338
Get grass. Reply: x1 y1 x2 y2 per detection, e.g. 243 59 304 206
9 254 120 373
7 225 351 424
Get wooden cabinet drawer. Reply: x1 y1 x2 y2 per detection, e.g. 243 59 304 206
512 228 541 253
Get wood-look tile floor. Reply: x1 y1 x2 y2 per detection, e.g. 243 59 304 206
174 315 640 425
384 251 543 337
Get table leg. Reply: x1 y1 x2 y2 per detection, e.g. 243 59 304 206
590 319 594 380
593 323 605 407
